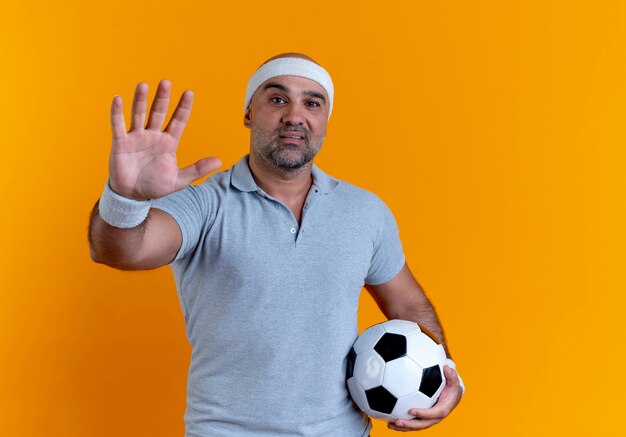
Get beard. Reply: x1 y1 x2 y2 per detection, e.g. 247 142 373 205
250 121 325 171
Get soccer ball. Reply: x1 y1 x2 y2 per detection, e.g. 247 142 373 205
346 319 447 420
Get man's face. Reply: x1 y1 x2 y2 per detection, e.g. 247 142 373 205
244 75 329 171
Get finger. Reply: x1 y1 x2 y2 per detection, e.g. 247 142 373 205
146 79 171 131
110 95 126 142
164 89 194 141
129 82 149 132
442 364 461 394
388 418 440 431
176 157 222 190
445 364 459 383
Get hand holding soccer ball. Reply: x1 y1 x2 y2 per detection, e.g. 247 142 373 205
346 319 463 430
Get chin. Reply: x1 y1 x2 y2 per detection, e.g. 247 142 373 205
273 154 312 171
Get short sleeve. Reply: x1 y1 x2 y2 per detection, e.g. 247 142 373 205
364 198 405 285
151 184 210 262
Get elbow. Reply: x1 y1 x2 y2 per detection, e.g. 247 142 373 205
90 245 103 264
89 243 107 265
89 244 144 271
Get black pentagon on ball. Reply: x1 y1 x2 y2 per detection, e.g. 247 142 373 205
374 333 407 362
419 365 443 397
365 386 398 414
346 347 357 380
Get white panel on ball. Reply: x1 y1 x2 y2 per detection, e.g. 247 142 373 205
346 377 370 413
353 323 386 354
406 333 440 368
353 349 385 390
368 408 396 422
437 344 447 364
382 357 423 398
391 392 435 419
382 319 421 336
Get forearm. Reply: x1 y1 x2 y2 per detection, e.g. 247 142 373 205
88 200 148 270
393 299 452 360
366 264 455 360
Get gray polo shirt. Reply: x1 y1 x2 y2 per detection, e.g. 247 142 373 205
152 155 405 437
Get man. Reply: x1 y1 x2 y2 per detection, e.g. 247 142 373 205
88 53 464 436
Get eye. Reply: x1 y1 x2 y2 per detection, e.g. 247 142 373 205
306 100 321 108
271 96 286 104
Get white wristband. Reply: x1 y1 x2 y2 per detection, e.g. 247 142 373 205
98 180 151 228
446 358 465 395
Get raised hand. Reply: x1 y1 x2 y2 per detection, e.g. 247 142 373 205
108 80 221 200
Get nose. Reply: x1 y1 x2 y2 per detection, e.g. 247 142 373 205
281 103 305 126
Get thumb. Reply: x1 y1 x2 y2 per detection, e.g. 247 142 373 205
176 157 222 190
444 365 460 388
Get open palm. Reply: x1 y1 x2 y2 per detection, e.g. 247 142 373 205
108 80 221 200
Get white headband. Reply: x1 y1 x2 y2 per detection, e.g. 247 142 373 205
244 57 334 119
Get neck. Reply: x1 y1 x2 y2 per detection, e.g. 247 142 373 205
247 154 313 204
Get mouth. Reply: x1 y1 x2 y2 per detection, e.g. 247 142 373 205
279 134 305 140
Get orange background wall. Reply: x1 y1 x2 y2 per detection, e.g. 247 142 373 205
1 1 624 436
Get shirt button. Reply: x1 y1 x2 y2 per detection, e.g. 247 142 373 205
290 227 296 234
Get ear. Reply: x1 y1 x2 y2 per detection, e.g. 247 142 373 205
243 107 251 128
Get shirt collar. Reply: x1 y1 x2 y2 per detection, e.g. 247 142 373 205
311 162 340 194
230 154 340 194
230 155 258 192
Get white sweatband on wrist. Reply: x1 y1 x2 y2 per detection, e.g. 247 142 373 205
244 57 334 119
98 180 151 228
446 358 466 395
